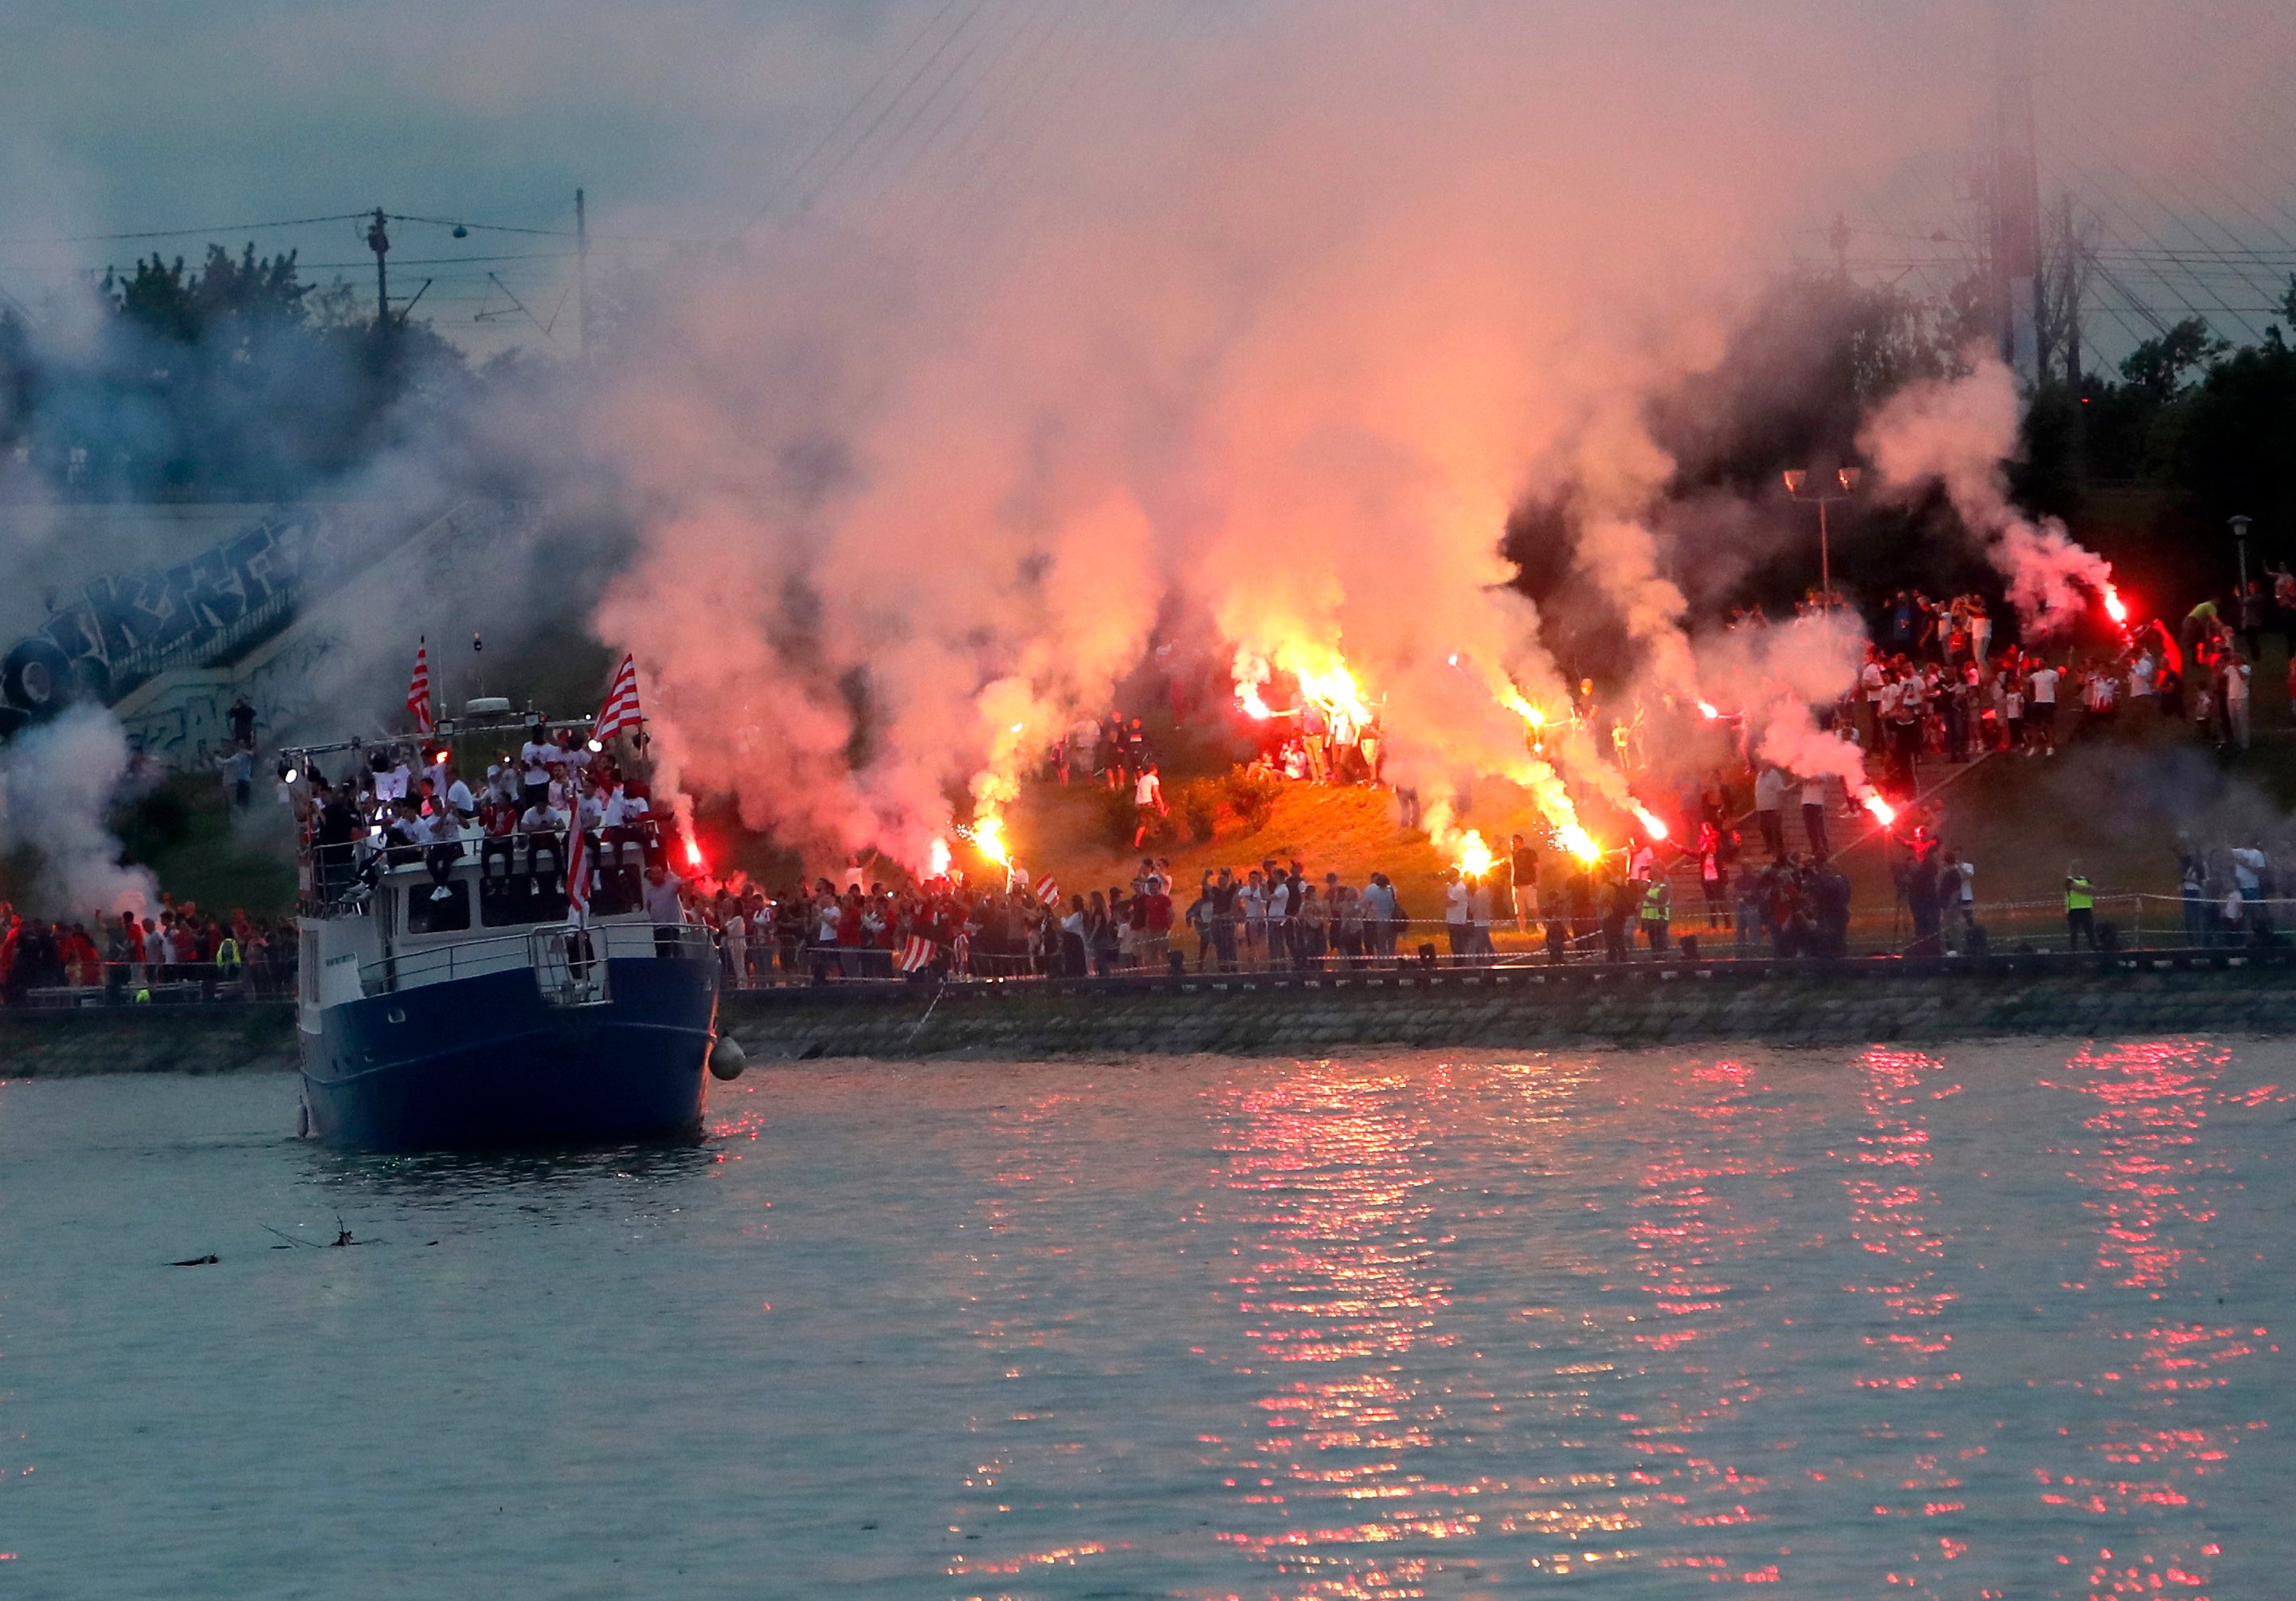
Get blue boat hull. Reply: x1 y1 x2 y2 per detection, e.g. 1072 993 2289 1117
300 957 719 1152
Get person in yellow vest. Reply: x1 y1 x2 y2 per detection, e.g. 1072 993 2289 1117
1640 875 1671 955
2065 863 2096 952
214 932 243 978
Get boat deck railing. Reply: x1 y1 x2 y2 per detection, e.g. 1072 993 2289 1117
358 921 715 999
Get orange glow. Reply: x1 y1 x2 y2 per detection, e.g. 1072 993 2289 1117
1455 830 1494 879
926 836 952 877
1631 803 1669 841
1864 792 1897 826
1560 822 1602 863
971 815 1009 867
2103 585 2129 624
684 835 707 872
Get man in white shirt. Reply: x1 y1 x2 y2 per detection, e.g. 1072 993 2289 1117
1800 775 1831 860
518 799 567 878
1132 763 1167 849
518 727 555 810
1443 869 1472 959
1859 649 1887 752
1753 765 1787 859
2028 662 2061 755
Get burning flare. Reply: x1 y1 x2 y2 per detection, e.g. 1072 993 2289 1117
926 837 952 878
1455 830 1494 880
970 815 1010 867
2102 584 2129 625
1697 701 1720 720
1557 821 1602 864
1630 802 1670 842
1862 791 1896 826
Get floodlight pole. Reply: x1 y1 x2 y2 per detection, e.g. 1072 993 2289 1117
1784 468 1863 611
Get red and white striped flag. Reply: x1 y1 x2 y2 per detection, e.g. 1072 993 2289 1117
1033 873 1060 907
406 638 434 733
565 814 591 923
898 933 937 973
594 652 645 744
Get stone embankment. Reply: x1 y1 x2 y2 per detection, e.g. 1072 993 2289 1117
1 951 2289 1078
721 948 2294 1061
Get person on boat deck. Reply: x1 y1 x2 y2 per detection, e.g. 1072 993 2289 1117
373 748 413 807
439 763 476 822
383 801 426 866
422 802 466 901
478 781 519 878
601 779 645 867
518 796 568 877
643 862 689 959
518 725 554 813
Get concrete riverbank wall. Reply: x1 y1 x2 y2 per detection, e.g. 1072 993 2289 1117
9 951 2282 1079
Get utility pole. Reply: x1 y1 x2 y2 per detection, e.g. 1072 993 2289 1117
574 188 592 362
1991 9 2042 375
366 208 391 329
2059 192 2083 391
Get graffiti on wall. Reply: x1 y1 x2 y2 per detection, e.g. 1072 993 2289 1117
0 518 311 738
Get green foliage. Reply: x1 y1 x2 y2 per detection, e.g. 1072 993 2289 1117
2119 316 2230 402
6 238 476 500
1173 778 1221 843
1221 768 1282 833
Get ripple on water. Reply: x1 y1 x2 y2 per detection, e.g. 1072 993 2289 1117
0 1041 2284 1598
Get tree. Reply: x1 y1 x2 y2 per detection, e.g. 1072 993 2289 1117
2118 316 2228 403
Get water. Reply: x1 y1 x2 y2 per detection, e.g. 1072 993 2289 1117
0 1042 2289 1599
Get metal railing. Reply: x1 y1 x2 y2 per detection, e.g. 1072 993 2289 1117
358 920 715 998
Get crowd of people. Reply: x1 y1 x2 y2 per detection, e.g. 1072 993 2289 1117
0 897 296 1003
293 721 668 912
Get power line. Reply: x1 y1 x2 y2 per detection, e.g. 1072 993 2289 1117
0 211 367 247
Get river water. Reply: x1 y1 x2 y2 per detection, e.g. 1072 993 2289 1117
0 1042 2287 1599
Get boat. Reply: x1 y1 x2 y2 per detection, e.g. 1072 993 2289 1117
284 709 737 1152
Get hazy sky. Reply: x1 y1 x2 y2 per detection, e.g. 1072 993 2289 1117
3 1 2292 362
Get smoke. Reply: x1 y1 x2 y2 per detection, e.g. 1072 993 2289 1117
0 705 157 917
1859 355 2114 634
584 2 2003 865
1698 610 1878 794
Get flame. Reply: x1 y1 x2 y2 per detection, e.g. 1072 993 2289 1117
972 815 1009 867
926 837 952 877
1232 652 1276 719
684 835 707 872
1697 701 1719 720
1863 792 1896 826
1631 803 1669 842
1559 822 1602 864
2103 585 2129 625
1232 643 1375 725
1456 830 1495 880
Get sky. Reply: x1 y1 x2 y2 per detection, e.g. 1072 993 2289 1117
2 1 2293 365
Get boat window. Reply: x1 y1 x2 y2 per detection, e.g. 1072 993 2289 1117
480 876 570 928
478 865 641 926
404 881 471 935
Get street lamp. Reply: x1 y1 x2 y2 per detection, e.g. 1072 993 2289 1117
1784 466 1861 610
2230 514 2253 593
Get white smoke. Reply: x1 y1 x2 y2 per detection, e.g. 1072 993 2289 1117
1859 354 2114 636
0 705 158 917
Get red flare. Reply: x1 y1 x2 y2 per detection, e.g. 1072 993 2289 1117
1863 793 1896 826
2102 585 2129 625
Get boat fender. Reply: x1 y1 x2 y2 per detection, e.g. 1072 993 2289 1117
709 1037 747 1081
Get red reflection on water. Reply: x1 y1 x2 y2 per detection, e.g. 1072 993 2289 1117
1837 1049 1985 1590
1624 1058 1782 1582
1210 1064 1503 1597
2037 1041 2270 1597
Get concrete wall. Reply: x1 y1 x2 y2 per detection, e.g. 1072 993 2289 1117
715 953 2296 1062
2 953 2286 1080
